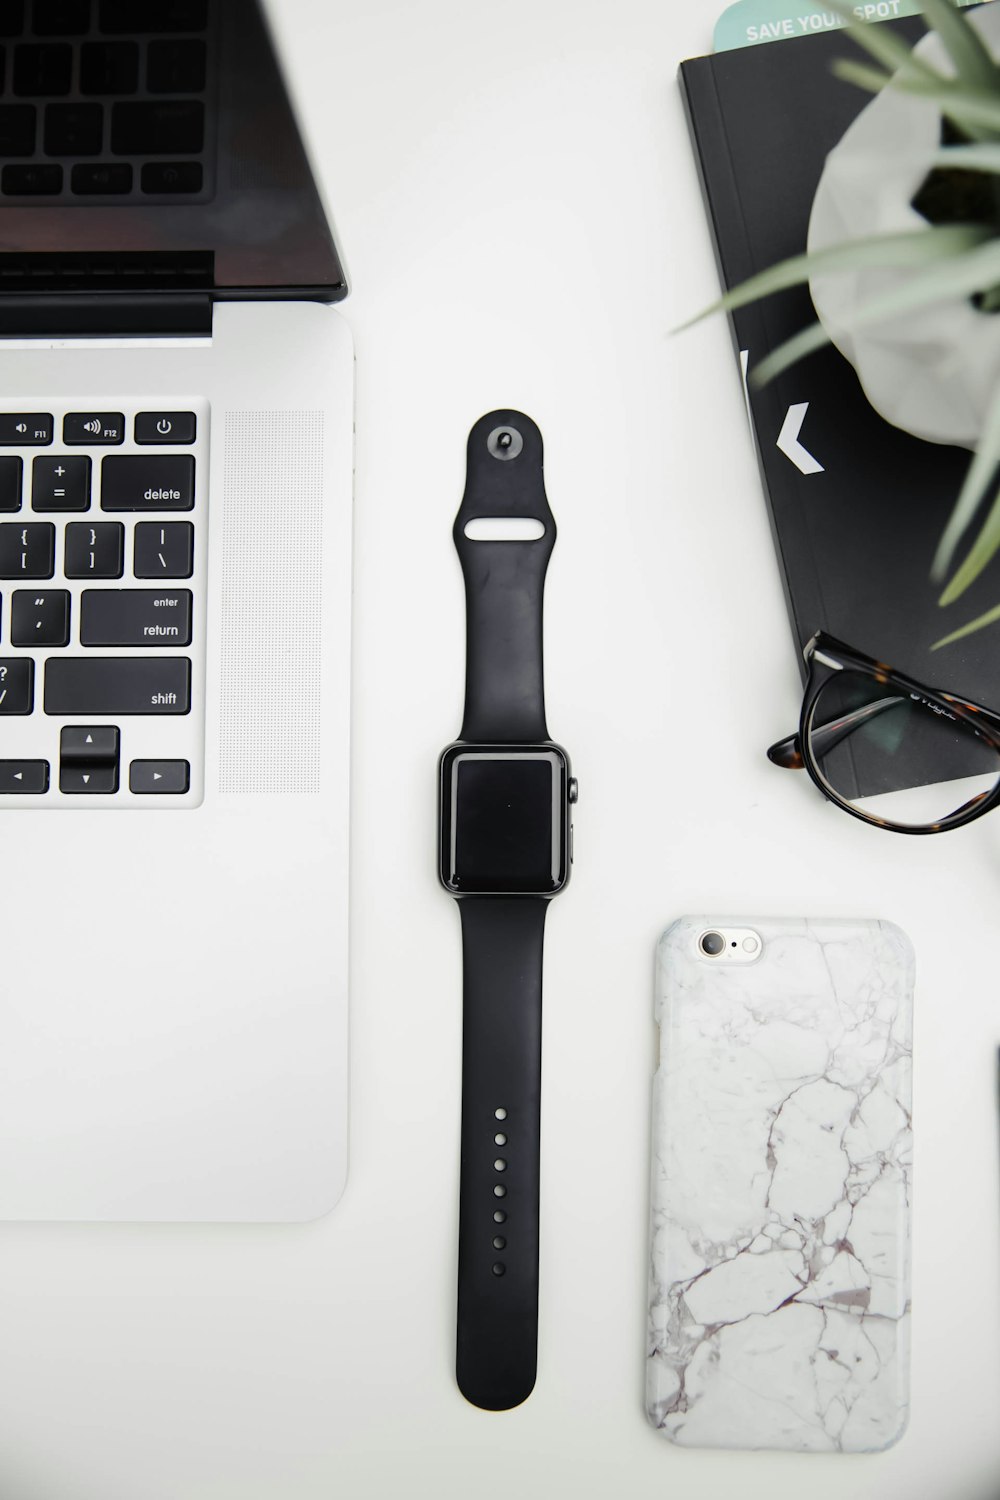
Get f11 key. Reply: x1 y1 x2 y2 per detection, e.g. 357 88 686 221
0 414 53 446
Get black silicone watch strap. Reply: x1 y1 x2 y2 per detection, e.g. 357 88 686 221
455 410 555 744
456 895 547 1411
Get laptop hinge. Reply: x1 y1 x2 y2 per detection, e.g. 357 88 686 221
0 294 213 339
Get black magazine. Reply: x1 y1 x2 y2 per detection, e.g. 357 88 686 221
679 20 999 721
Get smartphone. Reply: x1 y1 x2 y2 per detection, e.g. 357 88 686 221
647 916 914 1453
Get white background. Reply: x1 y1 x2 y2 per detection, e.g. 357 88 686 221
0 1 997 1497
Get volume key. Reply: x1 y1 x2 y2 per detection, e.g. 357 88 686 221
0 414 53 447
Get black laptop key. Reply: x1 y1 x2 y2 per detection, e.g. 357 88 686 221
80 40 138 96
11 588 69 646
59 722 119 793
0 659 34 715
44 655 190 715
0 457 22 512
0 522 54 577
63 412 124 445
130 758 189 794
0 761 47 792
141 160 202 194
65 521 123 578
61 762 117 793
0 105 36 156
32 455 90 511
81 588 192 647
134 521 192 578
3 163 62 194
32 0 90 35
61 723 118 762
134 411 196 445
101 454 194 510
45 103 103 157
71 162 132 194
100 0 207 33
110 99 203 156
14 43 72 97
147 38 206 94
0 4 24 38
0 413 51 446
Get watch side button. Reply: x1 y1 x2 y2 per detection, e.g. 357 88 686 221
568 777 579 804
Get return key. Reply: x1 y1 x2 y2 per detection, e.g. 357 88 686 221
81 590 192 647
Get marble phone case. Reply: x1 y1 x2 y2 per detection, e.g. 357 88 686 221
646 916 914 1453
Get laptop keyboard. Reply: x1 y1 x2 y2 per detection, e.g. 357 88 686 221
0 399 208 805
0 0 212 203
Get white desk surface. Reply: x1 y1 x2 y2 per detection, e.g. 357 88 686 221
1 3 997 1497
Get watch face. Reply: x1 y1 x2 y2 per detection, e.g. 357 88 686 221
439 745 570 896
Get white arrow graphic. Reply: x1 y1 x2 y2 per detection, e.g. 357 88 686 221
13 772 21 781
153 772 162 781
777 403 824 476
82 774 90 785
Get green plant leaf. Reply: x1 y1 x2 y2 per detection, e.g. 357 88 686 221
931 382 1000 583
831 58 897 96
752 235 1000 386
933 596 1000 647
939 485 1000 603
676 225 988 333
827 57 899 96
931 144 1000 171
822 0 943 81
919 0 1000 93
862 70 1000 135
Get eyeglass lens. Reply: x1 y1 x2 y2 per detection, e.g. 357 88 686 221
806 670 1000 828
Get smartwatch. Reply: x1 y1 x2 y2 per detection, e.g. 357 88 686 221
438 409 576 1412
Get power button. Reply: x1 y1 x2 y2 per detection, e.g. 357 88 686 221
135 411 197 445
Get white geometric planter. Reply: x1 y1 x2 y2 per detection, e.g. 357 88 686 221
808 7 1000 450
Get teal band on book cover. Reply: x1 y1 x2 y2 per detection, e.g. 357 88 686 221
714 0 996 54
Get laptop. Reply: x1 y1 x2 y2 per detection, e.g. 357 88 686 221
0 0 353 1222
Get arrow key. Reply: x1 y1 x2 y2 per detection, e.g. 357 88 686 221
61 724 119 763
59 722 119 794
60 764 118 795
0 760 48 794
129 758 189 794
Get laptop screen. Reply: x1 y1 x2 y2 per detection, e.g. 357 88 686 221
0 0 346 302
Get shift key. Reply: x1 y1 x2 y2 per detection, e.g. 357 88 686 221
101 455 194 511
45 657 190 715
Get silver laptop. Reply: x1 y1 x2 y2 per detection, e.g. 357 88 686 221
0 0 352 1221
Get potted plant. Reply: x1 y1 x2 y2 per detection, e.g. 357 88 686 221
688 0 1000 645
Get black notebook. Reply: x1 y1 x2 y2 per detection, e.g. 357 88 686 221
679 20 999 716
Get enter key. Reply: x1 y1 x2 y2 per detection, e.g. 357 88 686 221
81 589 192 647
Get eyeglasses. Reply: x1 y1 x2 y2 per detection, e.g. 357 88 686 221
767 632 1000 835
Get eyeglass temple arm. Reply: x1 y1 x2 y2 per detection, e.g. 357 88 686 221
767 694 908 770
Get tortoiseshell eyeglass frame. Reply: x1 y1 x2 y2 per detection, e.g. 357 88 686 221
766 631 1000 835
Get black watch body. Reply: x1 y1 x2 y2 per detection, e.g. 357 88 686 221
439 409 574 1414
438 740 574 898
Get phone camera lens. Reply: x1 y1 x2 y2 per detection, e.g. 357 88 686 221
699 931 726 957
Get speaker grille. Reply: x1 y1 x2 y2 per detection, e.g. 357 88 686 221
218 410 324 794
